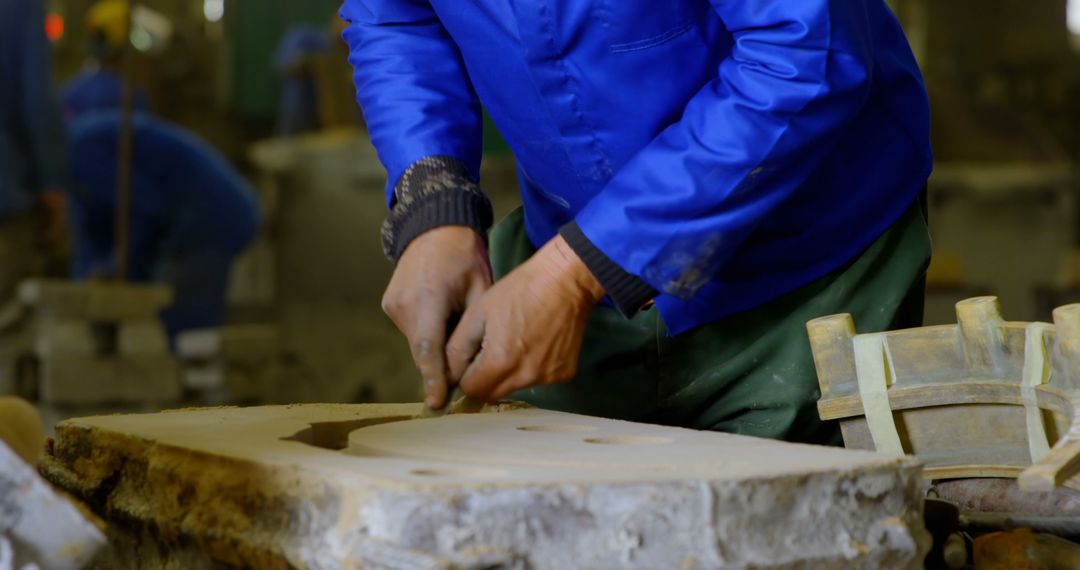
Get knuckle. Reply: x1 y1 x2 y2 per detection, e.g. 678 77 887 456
486 352 514 373
380 295 404 317
471 272 491 289
445 344 466 366
459 382 482 399
519 366 542 383
412 338 434 359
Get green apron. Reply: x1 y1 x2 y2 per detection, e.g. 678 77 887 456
490 198 930 445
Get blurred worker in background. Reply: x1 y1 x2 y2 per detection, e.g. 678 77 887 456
62 0 150 118
274 14 361 136
64 100 260 343
0 0 68 303
342 0 932 444
274 25 332 136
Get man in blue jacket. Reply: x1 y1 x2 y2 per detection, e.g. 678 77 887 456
66 107 260 342
0 0 68 301
341 0 932 443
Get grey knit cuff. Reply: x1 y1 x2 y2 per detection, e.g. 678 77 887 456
559 221 658 317
380 156 494 263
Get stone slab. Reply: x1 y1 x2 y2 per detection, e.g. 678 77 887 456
0 440 104 570
42 404 930 569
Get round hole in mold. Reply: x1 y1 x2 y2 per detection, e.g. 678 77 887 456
584 436 674 446
409 467 507 479
516 424 598 433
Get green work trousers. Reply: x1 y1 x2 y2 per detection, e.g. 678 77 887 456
490 199 930 445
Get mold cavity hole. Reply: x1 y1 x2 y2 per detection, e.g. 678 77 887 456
516 424 598 433
410 467 506 479
280 416 413 450
584 436 674 446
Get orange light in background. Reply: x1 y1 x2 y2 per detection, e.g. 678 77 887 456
45 12 64 42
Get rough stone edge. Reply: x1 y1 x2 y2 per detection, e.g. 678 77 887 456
40 404 530 569
42 416 929 570
43 424 316 568
356 463 931 570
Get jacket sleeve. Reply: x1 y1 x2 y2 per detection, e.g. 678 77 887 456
340 0 492 262
566 0 876 307
20 0 68 191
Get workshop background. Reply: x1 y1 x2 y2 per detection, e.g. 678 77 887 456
9 0 1080 420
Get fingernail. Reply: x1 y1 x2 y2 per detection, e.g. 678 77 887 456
425 378 437 389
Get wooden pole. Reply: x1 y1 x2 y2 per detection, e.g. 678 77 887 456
113 0 136 282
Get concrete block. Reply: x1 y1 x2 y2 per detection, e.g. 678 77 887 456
40 356 180 406
0 440 104 569
23 302 178 406
42 405 930 569
18 280 172 321
182 363 226 392
118 318 170 356
176 325 280 362
176 325 284 404
32 318 95 358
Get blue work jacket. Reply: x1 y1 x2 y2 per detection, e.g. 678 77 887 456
340 0 932 335
67 111 260 282
67 111 260 337
62 69 150 119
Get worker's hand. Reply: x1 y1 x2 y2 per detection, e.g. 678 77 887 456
446 235 605 402
382 226 492 409
38 189 67 245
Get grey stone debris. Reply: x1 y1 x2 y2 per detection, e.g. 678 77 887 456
0 440 103 569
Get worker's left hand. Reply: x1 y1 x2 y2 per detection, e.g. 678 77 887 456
446 235 605 401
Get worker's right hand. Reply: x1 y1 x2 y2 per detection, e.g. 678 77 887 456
382 226 492 410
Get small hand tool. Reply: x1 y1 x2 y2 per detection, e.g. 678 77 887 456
420 386 485 417
418 315 486 417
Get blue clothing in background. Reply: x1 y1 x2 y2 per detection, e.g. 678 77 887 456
275 25 332 70
274 25 332 135
67 111 260 338
340 0 933 335
0 0 67 219
62 69 150 119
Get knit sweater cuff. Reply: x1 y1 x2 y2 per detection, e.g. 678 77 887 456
559 221 658 317
380 156 494 263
